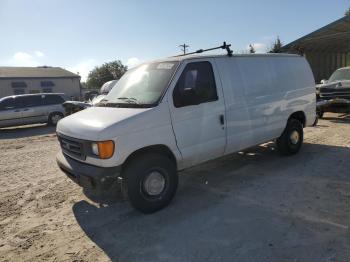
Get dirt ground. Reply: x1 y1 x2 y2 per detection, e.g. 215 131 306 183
0 113 350 262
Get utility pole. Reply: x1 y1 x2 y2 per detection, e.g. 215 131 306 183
179 43 189 55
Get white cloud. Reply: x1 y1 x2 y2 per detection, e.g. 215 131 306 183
11 52 38 66
126 57 142 68
246 43 268 53
9 50 45 66
67 59 98 82
34 50 44 57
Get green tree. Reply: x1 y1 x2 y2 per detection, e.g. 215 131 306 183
249 44 256 54
345 7 350 16
269 36 283 53
86 60 127 89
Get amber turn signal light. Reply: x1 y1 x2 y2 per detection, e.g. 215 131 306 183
97 140 115 159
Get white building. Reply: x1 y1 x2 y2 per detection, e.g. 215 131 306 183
0 66 81 99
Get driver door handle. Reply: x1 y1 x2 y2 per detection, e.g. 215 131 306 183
219 114 225 125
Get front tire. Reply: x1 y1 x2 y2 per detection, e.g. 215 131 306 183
276 118 303 155
123 153 178 213
48 112 63 126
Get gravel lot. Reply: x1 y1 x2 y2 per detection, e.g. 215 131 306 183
1 113 350 262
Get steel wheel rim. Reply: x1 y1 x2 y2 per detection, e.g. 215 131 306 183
290 130 299 145
52 114 62 124
143 171 166 196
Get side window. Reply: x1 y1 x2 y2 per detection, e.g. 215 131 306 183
173 61 218 108
0 98 15 110
21 95 42 107
11 82 27 95
42 95 64 105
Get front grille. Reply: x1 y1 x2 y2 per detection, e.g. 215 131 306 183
319 87 350 100
58 135 86 160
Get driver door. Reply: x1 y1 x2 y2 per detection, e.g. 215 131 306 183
168 60 226 168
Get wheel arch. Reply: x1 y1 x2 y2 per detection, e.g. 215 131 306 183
48 111 64 117
122 144 178 171
288 111 306 127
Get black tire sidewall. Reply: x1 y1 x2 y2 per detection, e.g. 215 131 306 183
124 153 178 213
317 110 324 119
48 112 63 126
277 119 303 155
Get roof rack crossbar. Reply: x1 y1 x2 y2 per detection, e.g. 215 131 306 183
174 41 233 57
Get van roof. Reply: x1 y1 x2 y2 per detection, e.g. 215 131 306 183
151 53 302 63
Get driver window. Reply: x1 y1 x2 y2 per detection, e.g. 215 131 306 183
173 61 218 108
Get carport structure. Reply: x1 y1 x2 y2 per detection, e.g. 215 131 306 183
282 16 350 83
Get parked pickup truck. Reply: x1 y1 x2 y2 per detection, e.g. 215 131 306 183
56 53 316 213
316 66 350 118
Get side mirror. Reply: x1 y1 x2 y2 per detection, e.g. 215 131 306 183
320 79 328 84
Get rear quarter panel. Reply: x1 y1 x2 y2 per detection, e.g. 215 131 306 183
216 55 315 154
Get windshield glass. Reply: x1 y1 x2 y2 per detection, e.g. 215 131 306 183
102 61 179 107
329 68 350 82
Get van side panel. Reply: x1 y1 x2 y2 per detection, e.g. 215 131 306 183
214 58 255 154
217 55 315 155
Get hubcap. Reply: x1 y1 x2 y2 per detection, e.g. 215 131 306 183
52 114 62 124
290 130 299 145
143 171 166 196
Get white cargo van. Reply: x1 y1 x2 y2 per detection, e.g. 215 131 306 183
56 50 316 213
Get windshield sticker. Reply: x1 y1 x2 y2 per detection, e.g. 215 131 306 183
157 63 174 70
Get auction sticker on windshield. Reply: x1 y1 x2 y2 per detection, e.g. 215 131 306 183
157 63 175 70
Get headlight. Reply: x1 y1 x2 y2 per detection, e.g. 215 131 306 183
91 141 115 159
91 143 99 155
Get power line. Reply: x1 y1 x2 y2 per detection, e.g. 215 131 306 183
179 43 189 55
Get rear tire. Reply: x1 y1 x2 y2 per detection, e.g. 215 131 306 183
316 110 324 119
48 112 63 126
276 118 303 155
123 153 178 213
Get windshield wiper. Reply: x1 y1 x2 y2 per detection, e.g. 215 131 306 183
117 97 139 104
95 99 109 106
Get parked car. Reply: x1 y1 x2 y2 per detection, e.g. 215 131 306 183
0 93 67 128
63 80 118 116
56 53 316 213
62 95 108 115
316 66 350 118
62 100 91 116
83 90 99 101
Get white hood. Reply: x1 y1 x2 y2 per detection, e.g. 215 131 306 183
57 107 152 140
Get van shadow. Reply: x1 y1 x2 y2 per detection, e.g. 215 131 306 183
0 124 56 139
72 142 350 262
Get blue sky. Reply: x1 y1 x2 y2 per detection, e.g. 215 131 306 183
0 0 349 80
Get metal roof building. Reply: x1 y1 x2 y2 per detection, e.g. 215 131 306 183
282 16 350 83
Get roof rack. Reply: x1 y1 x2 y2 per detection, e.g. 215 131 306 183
174 41 233 57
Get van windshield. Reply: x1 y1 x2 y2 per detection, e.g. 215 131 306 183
329 68 350 82
99 61 179 108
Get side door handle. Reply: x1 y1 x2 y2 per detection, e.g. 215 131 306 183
22 108 29 111
219 114 225 125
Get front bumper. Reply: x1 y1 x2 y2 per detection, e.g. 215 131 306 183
317 98 350 113
56 151 121 189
